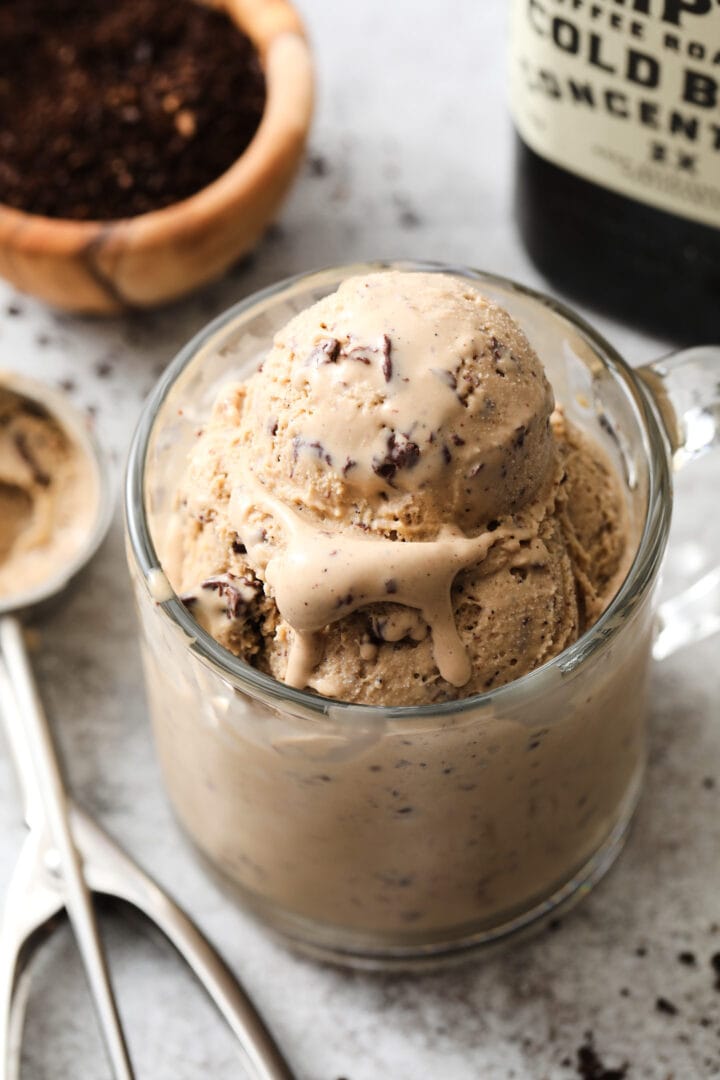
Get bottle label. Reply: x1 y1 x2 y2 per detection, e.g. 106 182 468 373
510 0 720 229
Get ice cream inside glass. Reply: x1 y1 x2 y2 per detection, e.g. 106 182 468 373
126 263 717 965
161 272 630 704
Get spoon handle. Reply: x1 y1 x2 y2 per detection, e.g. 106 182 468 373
0 616 135 1080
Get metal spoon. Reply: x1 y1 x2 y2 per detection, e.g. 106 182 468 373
0 374 294 1080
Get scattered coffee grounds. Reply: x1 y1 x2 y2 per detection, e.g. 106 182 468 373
0 0 266 220
576 1034 628 1080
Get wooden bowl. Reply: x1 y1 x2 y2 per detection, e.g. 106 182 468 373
0 0 313 314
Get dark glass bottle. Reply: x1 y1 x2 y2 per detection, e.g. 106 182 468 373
515 138 720 342
510 1 720 343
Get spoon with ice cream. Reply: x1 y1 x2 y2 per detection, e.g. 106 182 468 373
0 373 294 1080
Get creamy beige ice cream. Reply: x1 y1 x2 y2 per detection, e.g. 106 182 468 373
160 272 629 705
0 379 99 602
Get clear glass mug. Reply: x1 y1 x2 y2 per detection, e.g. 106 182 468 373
125 261 720 967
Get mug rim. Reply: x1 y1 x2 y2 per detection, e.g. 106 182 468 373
124 259 673 719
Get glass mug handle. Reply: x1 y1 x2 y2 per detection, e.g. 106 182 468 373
636 347 720 661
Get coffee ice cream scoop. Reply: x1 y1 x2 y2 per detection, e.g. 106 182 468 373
167 271 630 704
235 272 556 535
